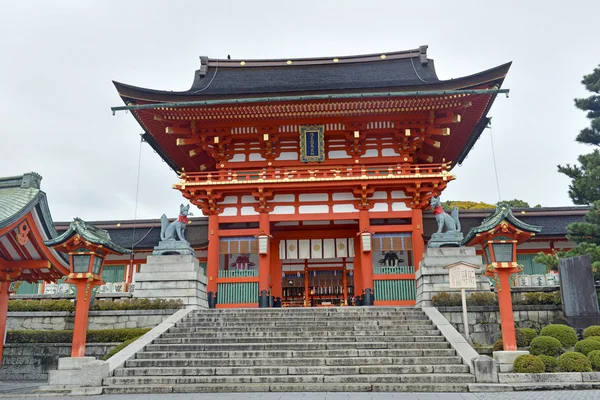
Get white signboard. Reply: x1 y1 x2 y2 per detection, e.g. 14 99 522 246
446 263 478 289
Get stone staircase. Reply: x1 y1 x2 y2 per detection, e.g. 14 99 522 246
103 307 474 393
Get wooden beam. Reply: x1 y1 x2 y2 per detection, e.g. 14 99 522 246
0 259 50 270
166 126 192 135
176 137 202 146
424 139 441 149
425 127 450 136
435 113 461 124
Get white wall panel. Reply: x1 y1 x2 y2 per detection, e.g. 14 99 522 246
299 205 329 214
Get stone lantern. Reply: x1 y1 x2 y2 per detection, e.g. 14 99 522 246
464 207 540 362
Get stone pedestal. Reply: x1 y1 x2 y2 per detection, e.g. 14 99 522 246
416 247 489 307
493 350 529 373
134 254 208 308
42 357 108 395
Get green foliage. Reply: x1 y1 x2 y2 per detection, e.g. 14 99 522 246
497 199 531 208
540 324 578 348
558 352 593 372
516 328 538 347
513 354 545 373
538 355 559 372
575 338 600 356
520 291 562 305
533 253 560 272
587 336 600 343
588 350 600 371
100 337 139 361
6 328 150 344
441 200 495 210
467 292 497 306
8 298 184 312
584 326 600 339
530 336 563 357
8 300 75 312
493 339 504 352
431 292 461 307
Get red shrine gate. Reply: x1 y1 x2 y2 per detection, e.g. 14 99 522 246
113 46 510 307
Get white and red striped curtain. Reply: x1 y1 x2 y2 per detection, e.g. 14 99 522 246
279 238 355 260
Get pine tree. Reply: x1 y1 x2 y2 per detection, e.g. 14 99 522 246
558 64 600 204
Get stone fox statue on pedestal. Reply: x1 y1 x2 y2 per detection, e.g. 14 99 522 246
431 196 461 234
160 204 193 241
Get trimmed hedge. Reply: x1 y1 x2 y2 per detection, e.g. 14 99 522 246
100 337 139 361
587 336 600 343
468 292 497 306
431 292 461 307
8 298 184 312
538 355 559 372
520 292 561 306
539 324 578 348
588 350 600 371
493 339 504 352
575 339 600 356
513 354 545 373
557 352 592 372
530 336 562 357
516 328 538 347
6 328 150 344
584 326 600 339
432 291 561 307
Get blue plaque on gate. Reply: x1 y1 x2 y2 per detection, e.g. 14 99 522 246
299 125 325 162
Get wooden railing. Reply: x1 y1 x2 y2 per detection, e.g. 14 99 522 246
373 265 416 275
178 163 450 186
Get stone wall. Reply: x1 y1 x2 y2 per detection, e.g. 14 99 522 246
0 343 118 380
7 309 176 331
437 305 565 345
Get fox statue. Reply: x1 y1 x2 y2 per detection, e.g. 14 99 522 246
430 196 461 234
160 204 193 241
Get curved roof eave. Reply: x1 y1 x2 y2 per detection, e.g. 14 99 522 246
113 61 511 104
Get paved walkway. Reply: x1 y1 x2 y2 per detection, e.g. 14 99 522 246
1 391 600 400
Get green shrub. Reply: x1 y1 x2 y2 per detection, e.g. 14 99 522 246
6 328 150 344
513 354 545 373
530 336 562 357
557 352 592 372
587 336 600 343
8 298 184 312
588 350 600 371
516 328 538 347
575 339 600 356
538 355 559 372
521 292 561 305
431 292 461 307
584 326 600 339
100 337 140 361
467 292 497 306
493 339 504 352
540 324 578 348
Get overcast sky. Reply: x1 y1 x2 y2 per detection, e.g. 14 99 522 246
1 0 598 223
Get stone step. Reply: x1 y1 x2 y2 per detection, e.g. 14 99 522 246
144 341 451 352
173 324 433 331
105 373 474 387
183 316 430 322
164 329 442 337
135 348 457 359
103 382 471 394
153 335 445 344
126 356 463 368
178 319 432 327
113 364 467 377
190 309 423 314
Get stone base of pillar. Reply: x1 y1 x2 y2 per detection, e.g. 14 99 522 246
362 288 374 306
258 290 269 308
493 350 530 373
41 357 108 395
207 292 217 308
416 247 490 307
133 255 208 308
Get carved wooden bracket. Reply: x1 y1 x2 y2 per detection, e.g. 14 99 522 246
252 188 274 213
257 126 281 160
352 185 375 210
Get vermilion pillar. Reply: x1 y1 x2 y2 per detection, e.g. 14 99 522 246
270 238 282 301
0 281 10 366
494 267 519 351
258 212 271 308
71 280 91 357
353 237 363 305
359 209 374 306
411 209 425 270
206 214 219 308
